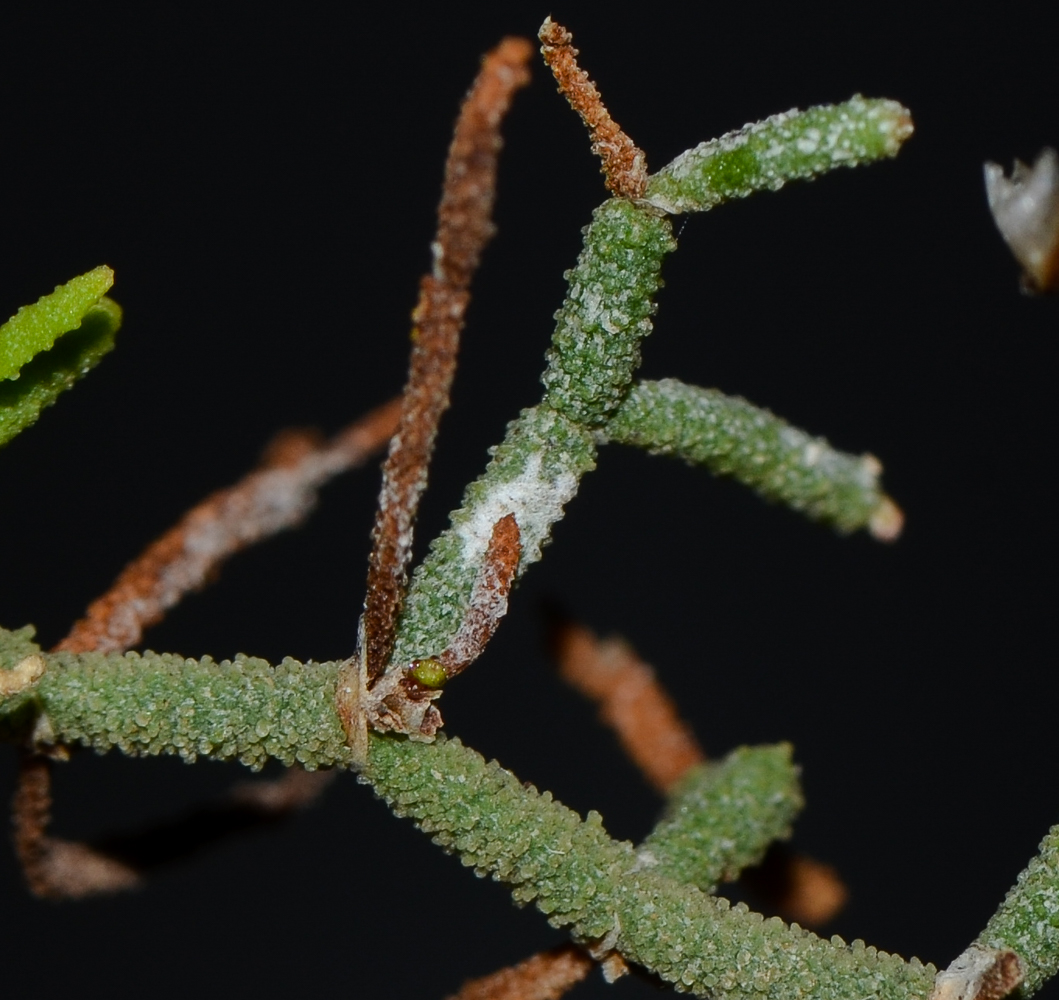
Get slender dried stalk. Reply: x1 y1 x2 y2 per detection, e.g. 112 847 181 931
446 944 593 1000
58 398 400 655
13 402 395 898
553 620 704 794
742 847 850 927
12 752 140 899
538 18 647 199
359 38 533 685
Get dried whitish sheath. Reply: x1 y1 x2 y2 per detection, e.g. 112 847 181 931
985 148 1059 293
931 946 1023 1000
433 513 521 679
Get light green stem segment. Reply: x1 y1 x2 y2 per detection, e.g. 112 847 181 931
1 266 114 380
603 379 893 535
367 734 935 1000
977 824 1059 997
0 630 934 1000
540 198 675 427
644 97 913 215
0 298 122 448
391 404 597 664
641 745 803 893
0 627 354 770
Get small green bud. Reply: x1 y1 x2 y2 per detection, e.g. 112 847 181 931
411 658 447 689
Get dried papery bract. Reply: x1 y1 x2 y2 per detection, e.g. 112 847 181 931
931 947 1023 1000
538 17 647 199
435 513 521 679
985 148 1059 293
446 944 593 1000
357 38 533 688
59 397 402 655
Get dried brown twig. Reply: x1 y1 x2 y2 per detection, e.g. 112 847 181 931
359 38 533 685
538 17 647 199
446 945 593 1000
58 397 401 655
13 752 141 899
553 620 704 794
13 402 398 898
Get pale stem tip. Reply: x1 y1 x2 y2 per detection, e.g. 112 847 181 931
869 497 904 542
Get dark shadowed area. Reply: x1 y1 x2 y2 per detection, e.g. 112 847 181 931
1 4 1057 998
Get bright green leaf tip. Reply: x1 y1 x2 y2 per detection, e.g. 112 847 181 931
0 293 122 449
0 265 115 380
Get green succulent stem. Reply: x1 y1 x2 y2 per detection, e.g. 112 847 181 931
644 96 913 215
1 266 114 380
1 631 935 1000
977 825 1059 997
641 745 804 892
603 379 896 536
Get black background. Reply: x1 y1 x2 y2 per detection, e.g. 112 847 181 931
2 4 1058 998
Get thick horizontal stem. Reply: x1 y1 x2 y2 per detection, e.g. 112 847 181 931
1 631 934 1000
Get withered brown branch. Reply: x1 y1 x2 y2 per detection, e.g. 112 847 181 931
13 752 141 899
445 944 593 1000
57 397 401 655
360 38 533 685
13 401 395 898
538 17 648 199
552 620 704 794
552 618 848 926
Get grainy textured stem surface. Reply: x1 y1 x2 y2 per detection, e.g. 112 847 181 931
644 97 913 215
977 825 1059 997
603 379 901 538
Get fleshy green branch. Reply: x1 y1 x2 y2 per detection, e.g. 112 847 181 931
644 96 913 215
540 198 674 427
1 631 934 1000
602 378 901 538
1 266 114 379
390 99 912 667
367 733 935 1000
392 405 597 663
0 297 122 449
0 627 353 769
976 825 1059 997
640 745 803 893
